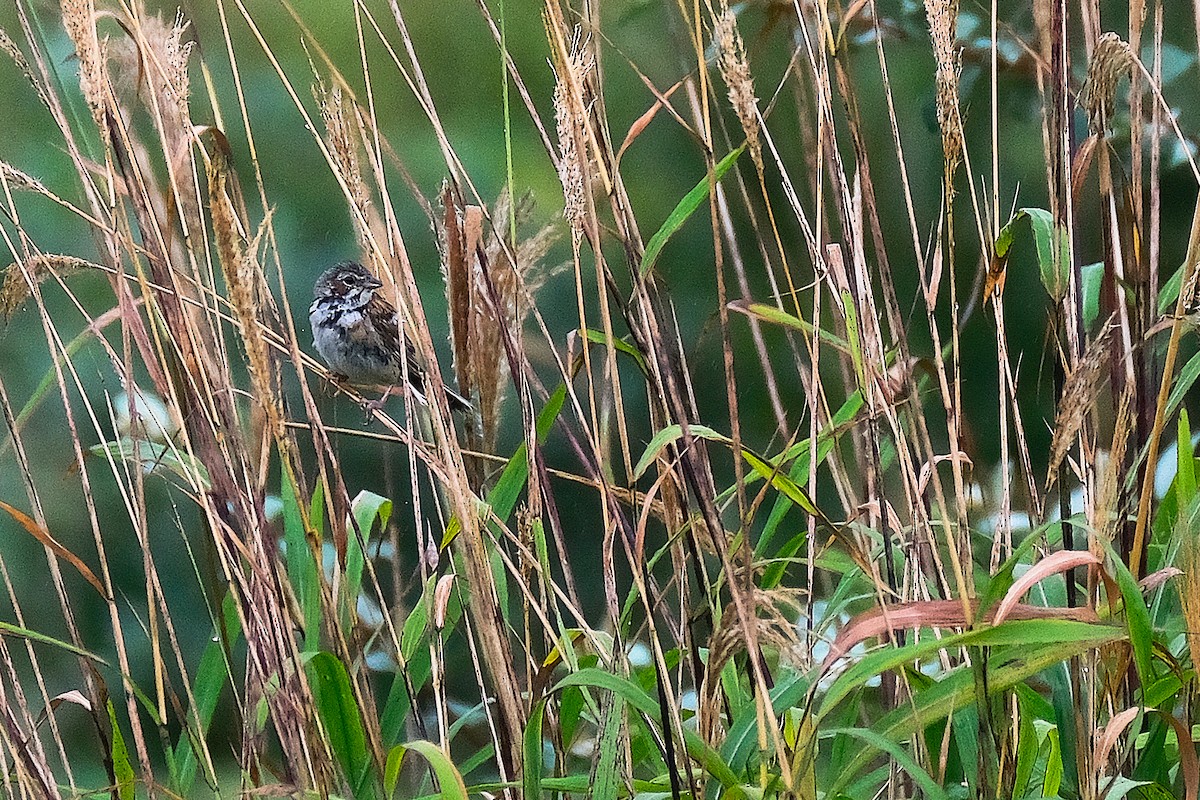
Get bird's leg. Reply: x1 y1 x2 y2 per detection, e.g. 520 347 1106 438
322 372 350 396
360 385 396 416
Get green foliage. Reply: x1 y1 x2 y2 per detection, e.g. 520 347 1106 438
641 144 747 276
106 699 136 800
993 207 1069 301
387 740 468 800
283 473 322 654
173 592 241 795
308 651 376 799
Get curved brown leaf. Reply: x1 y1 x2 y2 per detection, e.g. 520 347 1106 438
822 599 1101 669
0 500 107 598
1093 706 1140 776
994 550 1102 624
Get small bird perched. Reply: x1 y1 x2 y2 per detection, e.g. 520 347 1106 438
309 261 471 412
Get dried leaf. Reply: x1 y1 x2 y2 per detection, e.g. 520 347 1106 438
0 500 107 597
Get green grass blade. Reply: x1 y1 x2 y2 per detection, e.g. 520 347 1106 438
345 490 392 634
0 619 108 665
640 144 746 276
106 699 137 800
174 591 240 795
819 618 1122 718
552 668 748 797
308 652 376 799
582 328 649 374
523 697 547 799
828 633 1124 793
825 727 948 800
593 694 623 800
400 740 469 800
1166 350 1200 422
442 383 565 548
281 471 321 654
1104 542 1155 687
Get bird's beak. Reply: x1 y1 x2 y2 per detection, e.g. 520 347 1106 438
365 277 383 290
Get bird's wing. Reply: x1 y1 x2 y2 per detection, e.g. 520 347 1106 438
366 292 426 381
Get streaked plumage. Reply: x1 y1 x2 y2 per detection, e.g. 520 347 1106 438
309 261 471 412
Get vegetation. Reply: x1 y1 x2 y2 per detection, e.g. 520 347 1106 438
0 0 1198 797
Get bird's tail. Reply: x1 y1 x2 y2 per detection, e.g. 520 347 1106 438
443 384 473 414
407 368 472 414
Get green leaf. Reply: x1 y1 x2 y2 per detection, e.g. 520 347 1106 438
1104 543 1155 686
720 657 752 724
1082 261 1104 328
0 619 108 664
456 741 496 780
1024 207 1069 301
593 695 623 800
841 291 865 388
1159 260 1185 313
1012 691 1040 798
741 449 824 520
1128 781 1179 800
1179 410 1196 507
90 438 211 490
755 390 863 560
633 423 731 480
827 634 1124 793
819 619 1121 718
381 581 451 747
722 669 812 771
310 479 326 537
551 669 748 797
1143 672 1184 710
282 471 321 654
1045 662 1078 796
384 744 406 796
401 578 433 664
1166 350 1200 423
634 423 828 522
1042 726 1064 796
442 384 565 548
308 652 375 799
640 144 746 276
759 530 807 590
992 208 1068 300
824 728 948 800
581 328 649 374
398 740 468 800
952 702 981 795
380 652 430 748
729 301 853 354
107 700 137 800
345 490 391 635
523 697 547 799
174 591 240 795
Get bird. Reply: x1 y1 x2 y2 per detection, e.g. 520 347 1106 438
309 261 472 413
